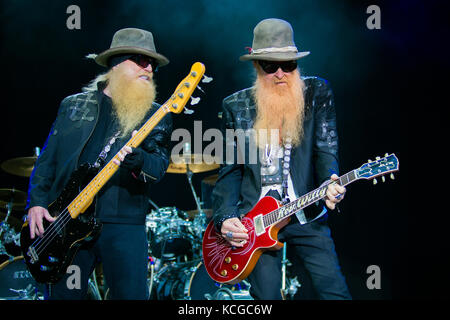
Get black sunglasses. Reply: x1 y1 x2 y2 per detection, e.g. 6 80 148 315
129 54 158 71
258 60 297 74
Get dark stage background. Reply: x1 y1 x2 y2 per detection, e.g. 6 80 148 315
0 0 445 300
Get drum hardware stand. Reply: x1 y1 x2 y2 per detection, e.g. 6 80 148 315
205 288 234 300
0 202 16 261
88 271 102 300
186 164 205 218
182 143 207 219
148 198 162 214
285 275 301 299
185 164 207 260
205 280 253 300
280 243 301 300
148 258 155 299
8 284 43 300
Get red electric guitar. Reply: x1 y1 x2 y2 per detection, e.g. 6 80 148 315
202 153 399 284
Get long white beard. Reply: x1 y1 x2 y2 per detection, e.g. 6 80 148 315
107 68 157 137
252 68 305 149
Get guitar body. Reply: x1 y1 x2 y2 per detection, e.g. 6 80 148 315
20 164 102 284
202 196 290 284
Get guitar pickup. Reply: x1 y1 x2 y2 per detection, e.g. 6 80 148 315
253 214 265 236
27 246 39 264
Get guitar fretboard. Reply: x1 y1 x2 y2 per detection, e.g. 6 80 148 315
262 170 359 227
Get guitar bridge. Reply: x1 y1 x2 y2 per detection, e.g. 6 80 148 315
253 214 265 236
27 246 39 264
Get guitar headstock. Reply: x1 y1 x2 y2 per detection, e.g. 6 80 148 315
166 62 206 114
356 153 399 184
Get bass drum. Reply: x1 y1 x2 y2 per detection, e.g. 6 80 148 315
155 261 253 300
0 256 44 300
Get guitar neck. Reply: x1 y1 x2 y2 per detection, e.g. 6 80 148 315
263 170 359 228
67 104 170 218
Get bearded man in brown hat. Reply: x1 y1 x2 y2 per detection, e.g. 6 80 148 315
212 18 351 300
25 28 172 299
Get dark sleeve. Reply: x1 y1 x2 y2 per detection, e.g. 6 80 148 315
26 98 69 210
312 78 339 184
305 78 340 216
211 99 243 232
135 112 172 184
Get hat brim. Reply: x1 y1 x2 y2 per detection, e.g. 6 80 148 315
239 51 310 62
95 46 170 68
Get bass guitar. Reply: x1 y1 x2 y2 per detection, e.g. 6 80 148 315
21 62 206 284
202 153 399 284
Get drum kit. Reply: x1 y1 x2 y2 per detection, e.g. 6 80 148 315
0 150 45 300
143 153 256 300
0 150 301 300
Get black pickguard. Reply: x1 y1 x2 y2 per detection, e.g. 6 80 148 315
20 164 102 284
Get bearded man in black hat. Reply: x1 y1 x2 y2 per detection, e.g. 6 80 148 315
212 18 351 300
25 28 172 299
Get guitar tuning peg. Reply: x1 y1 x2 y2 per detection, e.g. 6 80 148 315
202 75 213 83
368 159 372 163
183 107 194 115
190 96 201 105
196 85 205 94
381 176 385 183
376 156 381 160
373 178 377 185
390 173 395 180
385 153 389 157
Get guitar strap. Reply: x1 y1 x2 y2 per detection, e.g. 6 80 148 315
281 137 292 205
261 138 293 205
93 130 122 168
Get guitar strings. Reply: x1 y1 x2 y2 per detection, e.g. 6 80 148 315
31 158 114 254
32 149 125 255
32 209 71 254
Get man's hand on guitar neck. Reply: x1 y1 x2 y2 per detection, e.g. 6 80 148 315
324 174 346 210
27 206 57 239
221 217 249 247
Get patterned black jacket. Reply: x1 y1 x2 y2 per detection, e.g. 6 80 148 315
211 76 339 231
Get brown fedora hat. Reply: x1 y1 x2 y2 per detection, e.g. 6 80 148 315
94 28 169 67
239 18 310 62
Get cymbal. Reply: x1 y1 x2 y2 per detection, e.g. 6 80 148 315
0 188 27 210
167 155 220 174
186 209 213 219
1 156 37 177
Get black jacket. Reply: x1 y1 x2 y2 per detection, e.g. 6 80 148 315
26 85 172 225
211 76 339 230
